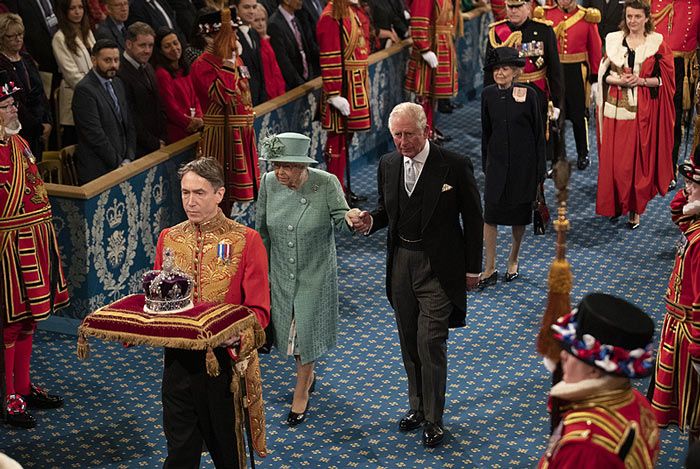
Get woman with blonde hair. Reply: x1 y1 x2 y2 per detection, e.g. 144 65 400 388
52 0 95 146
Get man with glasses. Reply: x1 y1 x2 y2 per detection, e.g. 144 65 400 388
0 71 69 429
95 0 130 52
349 102 483 448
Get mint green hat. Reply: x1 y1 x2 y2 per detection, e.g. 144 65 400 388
259 132 317 165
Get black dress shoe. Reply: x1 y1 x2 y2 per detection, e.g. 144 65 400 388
398 409 424 431
5 394 36 429
504 271 519 282
577 155 590 170
627 221 640 230
477 271 498 290
437 100 454 114
24 384 63 409
668 179 677 191
422 422 445 447
286 400 309 426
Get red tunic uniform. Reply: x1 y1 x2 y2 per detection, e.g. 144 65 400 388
316 1 371 191
404 0 458 99
539 387 660 468
650 190 700 437
0 135 69 324
190 51 260 213
595 32 675 217
317 2 371 134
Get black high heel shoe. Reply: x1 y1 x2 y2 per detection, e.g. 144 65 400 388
477 271 498 290
287 375 315 426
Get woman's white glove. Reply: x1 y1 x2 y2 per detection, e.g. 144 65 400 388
422 51 438 69
590 82 598 105
328 96 351 116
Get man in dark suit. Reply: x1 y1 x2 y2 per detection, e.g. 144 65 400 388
582 0 623 40
127 0 186 44
72 39 136 184
234 0 267 105
165 0 198 41
118 22 166 157
369 0 409 48
350 102 483 448
95 0 130 52
268 0 320 91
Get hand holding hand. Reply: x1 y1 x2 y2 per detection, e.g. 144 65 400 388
349 210 372 233
328 96 351 116
422 51 438 69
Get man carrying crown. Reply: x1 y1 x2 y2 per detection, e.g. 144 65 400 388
539 293 660 468
649 146 700 443
536 0 602 171
153 157 270 466
485 0 564 168
0 71 69 429
191 7 260 225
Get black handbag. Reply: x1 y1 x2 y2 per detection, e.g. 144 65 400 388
533 184 550 235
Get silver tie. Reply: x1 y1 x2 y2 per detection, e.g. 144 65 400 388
405 160 417 195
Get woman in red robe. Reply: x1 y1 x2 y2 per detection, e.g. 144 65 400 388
595 0 675 229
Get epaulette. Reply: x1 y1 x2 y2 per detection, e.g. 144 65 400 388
532 17 554 27
488 18 508 28
584 7 601 24
533 6 545 19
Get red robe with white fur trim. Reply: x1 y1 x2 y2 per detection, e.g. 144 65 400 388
595 31 675 217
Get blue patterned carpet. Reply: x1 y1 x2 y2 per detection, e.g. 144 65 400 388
1 100 692 468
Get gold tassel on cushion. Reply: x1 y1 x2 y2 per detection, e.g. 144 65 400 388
77 333 90 360
205 346 220 377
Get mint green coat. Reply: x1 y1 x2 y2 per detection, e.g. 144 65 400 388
255 168 351 364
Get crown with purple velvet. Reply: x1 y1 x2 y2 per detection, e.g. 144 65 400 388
142 249 194 314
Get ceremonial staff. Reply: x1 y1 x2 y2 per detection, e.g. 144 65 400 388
338 10 354 200
536 158 572 432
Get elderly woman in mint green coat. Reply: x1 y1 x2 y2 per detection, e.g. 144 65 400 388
255 132 359 426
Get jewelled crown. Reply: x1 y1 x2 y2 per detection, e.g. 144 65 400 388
142 249 194 314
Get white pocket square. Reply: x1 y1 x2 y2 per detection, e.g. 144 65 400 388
441 184 453 192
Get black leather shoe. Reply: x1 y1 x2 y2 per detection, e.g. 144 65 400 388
286 400 309 426
437 100 455 114
477 271 498 290
627 221 640 230
24 384 63 409
577 155 590 170
668 179 677 191
504 271 519 282
5 394 36 429
398 410 424 431
422 422 445 447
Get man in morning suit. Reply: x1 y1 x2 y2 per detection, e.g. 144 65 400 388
94 0 130 52
118 22 166 157
72 39 135 184
350 102 483 447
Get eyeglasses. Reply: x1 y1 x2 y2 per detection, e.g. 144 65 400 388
0 102 18 111
3 32 24 40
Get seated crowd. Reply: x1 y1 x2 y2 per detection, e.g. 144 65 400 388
0 0 411 183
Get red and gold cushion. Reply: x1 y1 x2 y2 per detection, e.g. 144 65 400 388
77 294 263 352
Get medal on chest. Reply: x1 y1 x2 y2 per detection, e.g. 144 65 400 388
676 235 689 258
217 241 232 265
512 87 527 102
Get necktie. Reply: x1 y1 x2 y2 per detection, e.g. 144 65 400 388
105 80 121 117
291 18 309 80
140 65 153 90
405 159 417 195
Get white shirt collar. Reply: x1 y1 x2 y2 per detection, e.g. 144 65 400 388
123 52 141 70
279 5 296 24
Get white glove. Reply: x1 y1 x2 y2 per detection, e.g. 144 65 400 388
551 106 561 120
404 9 410 20
590 82 598 105
328 96 351 116
422 51 438 69
693 361 700 376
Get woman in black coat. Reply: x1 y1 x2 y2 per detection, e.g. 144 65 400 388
478 47 546 288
